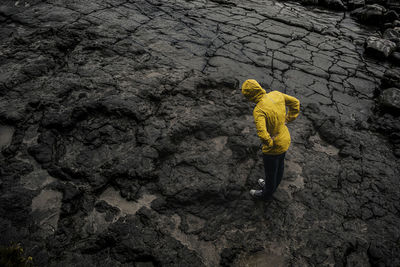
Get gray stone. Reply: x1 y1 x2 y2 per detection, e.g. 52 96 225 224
381 68 400 89
365 0 386 5
390 51 400 64
384 10 399 23
351 4 387 24
347 0 365 10
383 27 400 43
300 0 319 5
380 88 400 111
320 0 346 10
31 189 63 236
395 20 400 27
365 36 397 57
0 125 14 151
387 0 400 13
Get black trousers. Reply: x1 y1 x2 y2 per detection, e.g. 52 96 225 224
262 152 286 199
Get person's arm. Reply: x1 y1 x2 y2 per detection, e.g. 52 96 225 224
283 93 300 123
253 107 273 147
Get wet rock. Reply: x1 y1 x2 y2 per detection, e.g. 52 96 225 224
104 210 204 266
0 188 34 225
0 125 14 151
384 10 399 23
365 0 386 5
394 144 400 157
0 100 25 123
387 0 400 13
390 51 400 64
365 36 397 58
300 0 319 5
379 88 400 113
351 4 387 24
31 189 63 236
1 0 400 266
381 68 400 89
57 182 84 216
220 247 240 266
345 250 371 267
347 0 365 11
28 130 59 167
383 27 400 43
320 0 346 10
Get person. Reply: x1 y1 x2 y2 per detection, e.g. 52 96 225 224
241 79 300 200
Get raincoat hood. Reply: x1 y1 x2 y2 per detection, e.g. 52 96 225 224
241 79 267 103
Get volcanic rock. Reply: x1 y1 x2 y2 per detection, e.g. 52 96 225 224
301 0 319 5
380 88 400 112
390 51 400 64
0 0 400 266
387 0 400 13
365 0 386 5
381 68 400 89
320 0 346 10
365 36 397 57
383 27 400 43
351 4 387 24
347 0 365 10
384 10 399 23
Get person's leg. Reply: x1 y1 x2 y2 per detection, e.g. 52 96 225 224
274 152 286 192
261 154 279 199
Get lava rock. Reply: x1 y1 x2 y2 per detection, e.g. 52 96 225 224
390 51 400 64
384 10 399 23
379 88 400 113
0 100 25 123
1 0 400 266
347 0 365 10
365 0 385 5
300 0 319 5
351 4 387 24
28 131 58 166
365 36 397 58
381 68 400 89
220 247 241 266
0 188 34 224
394 144 400 157
387 0 400 13
320 0 346 10
383 27 400 43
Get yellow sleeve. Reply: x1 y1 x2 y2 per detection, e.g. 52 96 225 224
253 107 273 147
283 93 300 123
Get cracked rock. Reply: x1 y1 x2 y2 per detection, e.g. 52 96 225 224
0 0 399 266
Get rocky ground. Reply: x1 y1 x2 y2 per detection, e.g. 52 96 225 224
0 0 399 266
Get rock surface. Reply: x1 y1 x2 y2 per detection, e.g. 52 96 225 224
351 4 387 24
0 0 399 266
365 36 397 57
380 87 400 112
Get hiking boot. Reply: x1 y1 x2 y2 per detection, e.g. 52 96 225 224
258 179 265 188
250 189 263 198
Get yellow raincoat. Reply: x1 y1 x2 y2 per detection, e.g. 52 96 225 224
242 79 300 155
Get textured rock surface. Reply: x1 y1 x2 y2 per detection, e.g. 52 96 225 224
351 4 387 24
365 36 397 57
380 87 400 112
0 0 399 266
